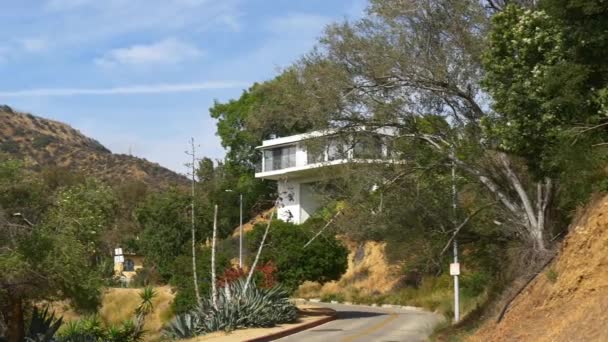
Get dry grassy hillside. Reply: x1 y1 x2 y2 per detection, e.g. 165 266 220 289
0 105 188 187
469 194 608 342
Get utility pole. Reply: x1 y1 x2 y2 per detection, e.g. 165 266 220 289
450 147 460 322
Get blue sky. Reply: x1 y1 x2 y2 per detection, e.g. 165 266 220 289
0 0 365 174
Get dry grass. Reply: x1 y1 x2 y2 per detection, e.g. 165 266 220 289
101 286 175 340
46 286 175 341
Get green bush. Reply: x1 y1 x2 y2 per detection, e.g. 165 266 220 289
170 244 230 315
461 271 491 297
247 218 348 292
0 140 19 154
32 135 55 149
546 269 558 283
57 315 144 342
320 292 345 303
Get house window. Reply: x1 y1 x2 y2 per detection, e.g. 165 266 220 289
124 259 135 272
354 134 384 159
263 145 296 171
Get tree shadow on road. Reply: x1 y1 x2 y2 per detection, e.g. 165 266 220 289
336 310 387 320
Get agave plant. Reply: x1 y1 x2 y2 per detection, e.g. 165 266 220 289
163 280 297 339
26 305 63 342
163 312 200 339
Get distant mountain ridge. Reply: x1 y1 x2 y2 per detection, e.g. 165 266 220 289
0 105 188 187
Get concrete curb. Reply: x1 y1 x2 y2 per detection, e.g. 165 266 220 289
296 299 427 312
244 309 337 342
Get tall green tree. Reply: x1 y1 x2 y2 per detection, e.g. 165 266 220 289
0 159 105 342
482 3 608 178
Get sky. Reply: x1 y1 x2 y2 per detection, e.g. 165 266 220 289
0 0 365 174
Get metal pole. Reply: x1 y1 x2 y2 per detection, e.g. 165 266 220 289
451 148 460 322
239 193 243 268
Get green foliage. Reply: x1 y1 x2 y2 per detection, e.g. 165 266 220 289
483 5 569 176
0 139 20 154
164 280 297 339
45 180 117 256
546 268 558 283
32 135 55 149
135 287 156 317
136 189 194 280
170 244 230 314
483 3 608 177
130 267 162 288
247 219 348 292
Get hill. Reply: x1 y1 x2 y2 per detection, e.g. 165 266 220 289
469 194 608 341
0 105 188 187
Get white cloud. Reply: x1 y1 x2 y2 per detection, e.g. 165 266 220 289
21 38 50 53
95 38 203 67
0 81 249 97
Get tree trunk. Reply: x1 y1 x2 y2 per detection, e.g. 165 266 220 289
6 294 24 342
244 205 276 292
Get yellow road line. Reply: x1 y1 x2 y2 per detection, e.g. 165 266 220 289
341 312 399 342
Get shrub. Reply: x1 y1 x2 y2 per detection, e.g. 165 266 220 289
163 280 297 339
461 271 491 297
32 135 55 149
546 268 558 283
170 245 230 315
247 218 348 292
320 292 345 303
218 262 277 289
0 140 19 154
130 268 161 288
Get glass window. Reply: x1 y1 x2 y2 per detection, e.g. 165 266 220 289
354 134 384 159
124 259 135 272
263 145 296 171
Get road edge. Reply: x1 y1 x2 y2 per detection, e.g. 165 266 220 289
244 309 337 342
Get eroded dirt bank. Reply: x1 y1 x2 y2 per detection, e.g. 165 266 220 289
470 195 608 342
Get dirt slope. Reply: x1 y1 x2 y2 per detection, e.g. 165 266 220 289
470 195 608 342
0 105 188 187
296 239 403 299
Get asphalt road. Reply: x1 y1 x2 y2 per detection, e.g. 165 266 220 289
277 303 444 342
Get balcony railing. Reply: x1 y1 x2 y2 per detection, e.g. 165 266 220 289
255 135 394 174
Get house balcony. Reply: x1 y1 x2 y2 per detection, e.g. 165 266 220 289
254 128 401 181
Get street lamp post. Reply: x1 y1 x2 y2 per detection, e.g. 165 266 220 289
226 190 244 268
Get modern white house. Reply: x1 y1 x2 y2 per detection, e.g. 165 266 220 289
254 127 399 224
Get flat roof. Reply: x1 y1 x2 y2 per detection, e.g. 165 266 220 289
256 127 397 149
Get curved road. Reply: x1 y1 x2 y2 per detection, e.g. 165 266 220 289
278 303 444 342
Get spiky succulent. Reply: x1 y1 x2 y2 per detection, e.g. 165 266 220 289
163 280 297 339
26 306 63 342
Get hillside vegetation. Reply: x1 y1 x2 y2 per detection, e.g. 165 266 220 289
0 105 188 187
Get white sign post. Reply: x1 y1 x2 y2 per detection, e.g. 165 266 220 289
450 262 460 276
